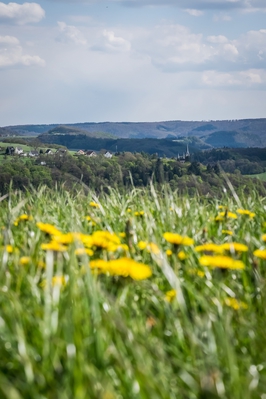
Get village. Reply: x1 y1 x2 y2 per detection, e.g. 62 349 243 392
2 145 113 159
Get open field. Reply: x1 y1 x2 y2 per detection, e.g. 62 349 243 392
0 186 266 398
246 172 266 181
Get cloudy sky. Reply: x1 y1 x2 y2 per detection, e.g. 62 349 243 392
0 0 266 125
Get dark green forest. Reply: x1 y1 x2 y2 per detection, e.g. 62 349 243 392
1 151 266 197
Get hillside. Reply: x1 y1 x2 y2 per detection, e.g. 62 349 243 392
3 118 266 148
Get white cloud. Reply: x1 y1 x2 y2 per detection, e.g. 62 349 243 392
0 2 45 25
103 30 131 51
207 35 228 43
201 69 266 86
184 9 204 16
57 21 87 45
0 35 45 67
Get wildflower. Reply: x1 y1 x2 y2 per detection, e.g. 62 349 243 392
221 242 248 253
134 211 145 216
165 289 177 302
178 251 187 260
40 276 67 288
127 208 132 213
4 245 13 253
138 241 148 250
52 233 74 245
90 201 100 208
224 297 248 310
163 232 194 246
215 211 237 221
199 255 245 270
90 257 152 280
37 222 61 236
222 230 233 236
166 249 173 256
91 230 121 251
261 234 266 242
38 260 46 268
253 249 266 259
188 269 205 278
14 214 33 226
85 216 91 221
148 242 160 255
237 209 255 218
119 232 126 238
75 248 94 256
41 241 67 252
195 243 224 254
19 256 31 265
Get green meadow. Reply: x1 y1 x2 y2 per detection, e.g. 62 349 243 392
1 186 266 399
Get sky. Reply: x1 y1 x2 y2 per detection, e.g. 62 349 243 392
0 0 266 126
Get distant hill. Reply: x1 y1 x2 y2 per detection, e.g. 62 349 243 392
3 118 266 148
46 125 114 138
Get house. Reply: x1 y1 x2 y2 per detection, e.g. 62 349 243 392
76 150 85 155
28 150 39 157
104 151 112 159
85 150 97 157
45 149 53 155
14 147 23 155
5 146 15 155
55 148 67 157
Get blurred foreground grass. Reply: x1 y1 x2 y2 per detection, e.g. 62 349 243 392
1 185 266 399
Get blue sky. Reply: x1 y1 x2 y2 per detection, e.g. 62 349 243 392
0 0 266 125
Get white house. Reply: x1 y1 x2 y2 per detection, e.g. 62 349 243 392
104 151 112 159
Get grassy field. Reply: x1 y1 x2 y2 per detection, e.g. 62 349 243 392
1 186 266 398
246 172 266 181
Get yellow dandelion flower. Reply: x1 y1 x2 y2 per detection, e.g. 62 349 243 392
14 214 33 226
165 289 177 302
138 241 148 250
199 255 245 270
166 249 173 256
40 276 67 288
4 245 13 253
218 205 226 209
75 248 94 256
216 211 237 221
224 297 248 310
38 260 46 268
52 276 66 287
37 222 61 236
222 229 233 236
90 258 152 280
163 232 194 246
134 211 145 216
85 216 91 221
221 242 248 252
178 251 187 260
19 256 31 265
237 209 255 218
195 243 224 254
90 259 109 270
91 230 121 251
119 232 126 238
89 201 100 208
253 249 266 259
147 242 160 255
197 270 205 278
41 241 67 252
261 234 266 242
127 208 132 213
52 233 74 245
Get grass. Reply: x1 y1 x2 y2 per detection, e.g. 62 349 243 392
0 185 266 398
246 172 266 182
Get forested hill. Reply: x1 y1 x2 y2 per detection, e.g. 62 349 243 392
3 118 266 148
